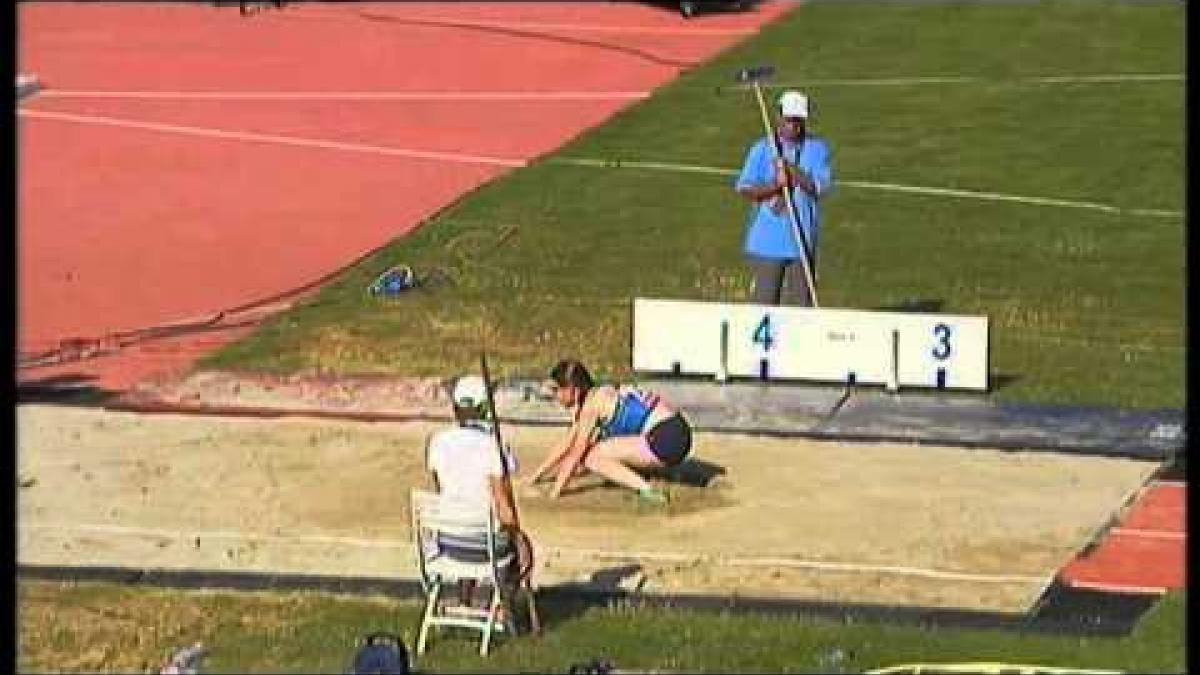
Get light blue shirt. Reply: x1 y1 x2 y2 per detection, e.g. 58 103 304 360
734 135 833 261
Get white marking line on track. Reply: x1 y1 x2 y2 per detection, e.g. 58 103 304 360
37 90 652 102
18 109 1181 220
18 108 526 168
552 158 1183 219
1110 527 1185 540
1151 480 1187 489
1065 579 1167 595
20 523 1047 585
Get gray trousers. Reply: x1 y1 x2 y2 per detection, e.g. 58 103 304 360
749 256 815 307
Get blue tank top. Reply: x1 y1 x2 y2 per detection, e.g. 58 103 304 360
596 387 660 439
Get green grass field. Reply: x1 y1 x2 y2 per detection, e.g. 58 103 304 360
16 580 1187 674
202 0 1185 410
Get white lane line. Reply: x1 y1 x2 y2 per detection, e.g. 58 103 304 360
17 109 1183 220
18 108 526 168
36 90 653 102
20 522 1047 585
1111 527 1185 540
1064 579 1167 595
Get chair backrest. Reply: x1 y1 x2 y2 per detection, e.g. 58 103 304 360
410 489 506 588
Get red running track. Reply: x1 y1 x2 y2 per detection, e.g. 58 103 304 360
17 1 793 390
1059 481 1186 594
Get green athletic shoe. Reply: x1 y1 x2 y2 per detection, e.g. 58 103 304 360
637 487 669 506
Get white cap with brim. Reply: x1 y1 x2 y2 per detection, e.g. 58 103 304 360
452 375 489 409
778 90 810 119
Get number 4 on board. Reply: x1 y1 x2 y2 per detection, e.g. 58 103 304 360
752 314 775 351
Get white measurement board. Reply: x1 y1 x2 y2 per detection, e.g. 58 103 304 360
632 298 989 391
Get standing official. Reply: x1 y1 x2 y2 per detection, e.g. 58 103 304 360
734 89 833 307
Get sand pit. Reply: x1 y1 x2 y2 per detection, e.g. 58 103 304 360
17 404 1157 613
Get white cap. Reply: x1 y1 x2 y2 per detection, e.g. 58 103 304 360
452 375 488 409
778 90 809 119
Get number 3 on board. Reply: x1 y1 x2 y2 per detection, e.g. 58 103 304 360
753 314 775 351
932 323 953 360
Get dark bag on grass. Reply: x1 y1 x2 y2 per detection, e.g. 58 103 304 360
349 633 409 674
367 264 417 297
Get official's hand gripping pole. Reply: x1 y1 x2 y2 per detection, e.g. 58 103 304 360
735 65 820 308
479 352 542 636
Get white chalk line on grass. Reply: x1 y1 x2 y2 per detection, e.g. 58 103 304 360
553 157 735 176
36 90 653 102
21 522 1047 585
839 178 1182 219
551 158 1183 219
743 73 1183 88
19 108 1181 219
18 108 525 168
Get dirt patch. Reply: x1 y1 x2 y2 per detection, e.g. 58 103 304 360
17 403 1156 613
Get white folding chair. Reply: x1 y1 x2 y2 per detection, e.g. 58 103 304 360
410 489 516 656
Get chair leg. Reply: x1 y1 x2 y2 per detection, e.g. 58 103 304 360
416 581 442 655
480 586 501 656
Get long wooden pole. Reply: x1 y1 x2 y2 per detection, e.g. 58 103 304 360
479 352 542 636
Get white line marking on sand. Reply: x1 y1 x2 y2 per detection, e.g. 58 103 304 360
23 522 412 550
37 90 652 102
18 108 526 168
556 547 1048 584
22 522 1047 585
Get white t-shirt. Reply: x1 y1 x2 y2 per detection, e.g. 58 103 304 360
426 424 516 514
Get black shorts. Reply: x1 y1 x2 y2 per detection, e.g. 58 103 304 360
646 413 692 467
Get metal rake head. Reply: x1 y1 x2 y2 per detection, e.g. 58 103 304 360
734 65 776 83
